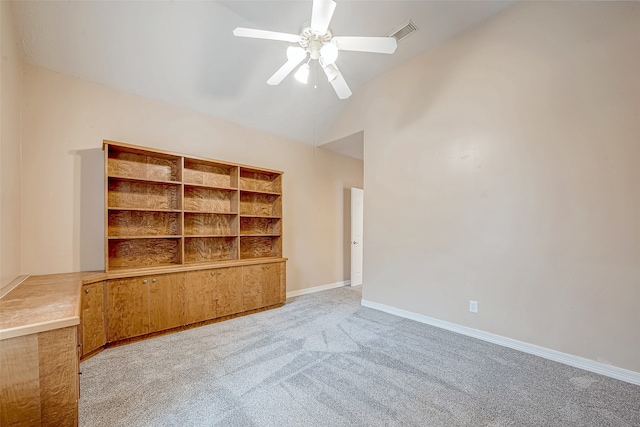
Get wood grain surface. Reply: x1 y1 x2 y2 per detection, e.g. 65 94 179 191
240 236 280 259
0 334 41 425
0 272 104 339
0 327 79 426
241 265 264 312
149 273 185 333
107 277 150 341
108 238 181 269
81 282 106 357
184 213 236 236
184 237 238 263
183 270 217 324
184 187 237 213
108 149 179 182
38 327 78 425
239 193 281 216
261 263 281 307
184 160 236 188
239 170 281 193
240 217 281 235
108 210 181 236
108 179 180 210
214 267 242 317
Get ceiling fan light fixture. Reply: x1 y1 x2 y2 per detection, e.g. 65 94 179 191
323 63 339 82
287 46 307 62
320 42 338 65
294 63 310 84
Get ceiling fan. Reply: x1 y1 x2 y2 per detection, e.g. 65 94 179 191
233 0 398 99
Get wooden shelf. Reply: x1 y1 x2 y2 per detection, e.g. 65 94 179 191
108 235 181 240
104 141 284 272
239 236 281 259
240 168 282 193
239 189 281 196
183 183 237 191
107 144 181 183
239 192 281 217
184 186 238 213
107 174 181 185
108 178 181 211
108 238 182 270
183 234 237 238
183 210 238 214
183 158 237 189
108 207 182 213
240 216 281 236
184 236 238 263
108 210 182 237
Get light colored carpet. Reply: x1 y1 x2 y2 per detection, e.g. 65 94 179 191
79 286 640 426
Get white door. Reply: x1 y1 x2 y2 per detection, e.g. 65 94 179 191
350 188 364 286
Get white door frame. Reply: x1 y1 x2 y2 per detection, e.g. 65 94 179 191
350 188 364 286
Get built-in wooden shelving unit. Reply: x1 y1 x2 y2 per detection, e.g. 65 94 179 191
104 141 284 272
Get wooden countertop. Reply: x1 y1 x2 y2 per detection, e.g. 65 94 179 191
0 271 104 340
0 259 288 341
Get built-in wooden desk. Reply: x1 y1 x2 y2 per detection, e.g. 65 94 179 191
0 263 286 426
0 272 105 426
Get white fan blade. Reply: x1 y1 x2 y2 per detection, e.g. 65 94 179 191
267 56 307 86
233 27 301 43
333 36 397 54
311 0 336 35
330 68 352 99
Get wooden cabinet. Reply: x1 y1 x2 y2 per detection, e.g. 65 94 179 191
81 281 106 357
149 273 185 333
102 141 286 345
184 270 217 324
0 327 79 426
242 263 284 311
107 273 185 341
107 276 150 341
184 267 242 323
214 267 243 317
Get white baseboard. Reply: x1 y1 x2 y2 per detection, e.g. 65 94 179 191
286 281 348 298
361 299 640 386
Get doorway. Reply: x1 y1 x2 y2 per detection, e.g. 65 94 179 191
350 188 363 286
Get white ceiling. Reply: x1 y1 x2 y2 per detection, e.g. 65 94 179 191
11 0 513 155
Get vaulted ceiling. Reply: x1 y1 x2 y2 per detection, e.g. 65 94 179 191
11 1 513 157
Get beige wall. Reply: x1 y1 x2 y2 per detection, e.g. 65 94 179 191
20 64 363 292
0 0 22 288
327 2 640 372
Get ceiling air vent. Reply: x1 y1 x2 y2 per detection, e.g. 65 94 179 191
389 20 418 42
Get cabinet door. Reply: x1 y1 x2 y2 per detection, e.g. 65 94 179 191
242 263 283 311
215 267 242 317
149 272 185 333
184 270 217 324
81 281 106 356
262 263 282 307
242 265 264 311
107 277 150 341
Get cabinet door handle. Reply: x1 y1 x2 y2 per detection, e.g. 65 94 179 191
211 271 215 276
218 271 221 275
266 265 270 269
152 278 157 283
143 279 148 284
85 289 90 294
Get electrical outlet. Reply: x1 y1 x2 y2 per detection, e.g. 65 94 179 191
469 300 478 313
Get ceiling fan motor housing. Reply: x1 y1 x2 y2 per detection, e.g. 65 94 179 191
299 25 335 62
